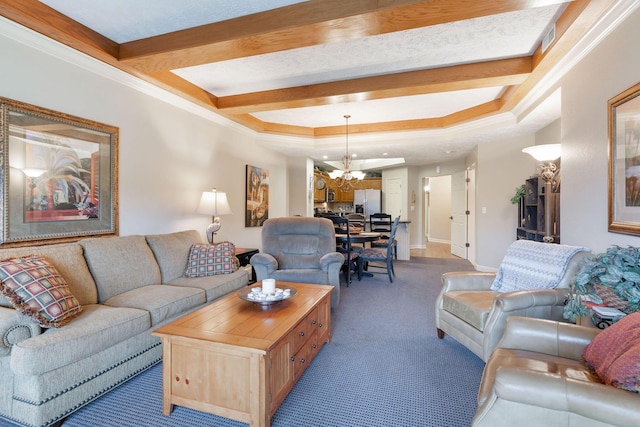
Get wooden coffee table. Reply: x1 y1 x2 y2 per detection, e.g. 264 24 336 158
152 282 333 427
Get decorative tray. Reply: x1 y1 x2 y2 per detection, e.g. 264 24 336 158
237 284 297 306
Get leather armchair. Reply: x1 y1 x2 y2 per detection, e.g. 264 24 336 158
250 217 344 308
435 243 589 361
473 316 639 427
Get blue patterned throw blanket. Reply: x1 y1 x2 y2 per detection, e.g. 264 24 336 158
490 240 590 292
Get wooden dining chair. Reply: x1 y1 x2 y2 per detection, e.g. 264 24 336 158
329 216 361 285
370 213 397 259
358 216 399 283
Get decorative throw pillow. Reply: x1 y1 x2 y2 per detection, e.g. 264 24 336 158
583 311 640 392
0 256 83 328
184 242 239 278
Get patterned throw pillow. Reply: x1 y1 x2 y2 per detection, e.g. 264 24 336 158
0 256 83 328
184 242 239 278
583 312 640 392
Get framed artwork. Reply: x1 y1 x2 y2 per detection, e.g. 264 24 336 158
245 164 269 227
0 97 118 246
609 81 640 236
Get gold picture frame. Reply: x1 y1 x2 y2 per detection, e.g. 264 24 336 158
0 97 118 246
609 81 640 236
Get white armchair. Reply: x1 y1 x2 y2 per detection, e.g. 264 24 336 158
435 240 590 361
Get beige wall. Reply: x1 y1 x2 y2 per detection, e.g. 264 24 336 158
474 135 535 269
0 20 288 249
561 5 640 252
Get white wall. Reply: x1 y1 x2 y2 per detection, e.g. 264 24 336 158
0 19 289 248
475 135 535 269
561 5 640 252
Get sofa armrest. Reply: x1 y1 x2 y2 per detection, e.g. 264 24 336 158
497 316 600 360
441 271 496 292
320 252 345 271
0 306 41 356
480 289 573 360
493 367 639 426
250 253 278 281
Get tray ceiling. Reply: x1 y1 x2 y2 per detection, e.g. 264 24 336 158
0 1 626 166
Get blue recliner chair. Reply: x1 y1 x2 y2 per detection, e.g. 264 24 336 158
250 216 344 308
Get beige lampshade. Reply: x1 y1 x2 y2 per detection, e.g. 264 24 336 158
522 144 561 161
197 190 232 216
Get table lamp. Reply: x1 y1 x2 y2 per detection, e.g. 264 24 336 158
197 189 232 244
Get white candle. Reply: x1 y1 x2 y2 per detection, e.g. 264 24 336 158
262 278 276 294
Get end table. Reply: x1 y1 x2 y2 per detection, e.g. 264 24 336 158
235 247 259 284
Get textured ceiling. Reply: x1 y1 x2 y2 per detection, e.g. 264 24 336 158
0 1 628 167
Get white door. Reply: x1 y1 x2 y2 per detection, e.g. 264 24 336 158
385 177 402 219
467 167 476 265
450 170 467 259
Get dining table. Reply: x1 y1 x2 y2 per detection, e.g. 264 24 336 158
335 231 381 278
335 231 381 246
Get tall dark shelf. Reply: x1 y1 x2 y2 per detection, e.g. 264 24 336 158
516 176 560 243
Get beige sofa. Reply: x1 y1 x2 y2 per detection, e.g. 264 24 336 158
0 230 248 427
473 316 640 427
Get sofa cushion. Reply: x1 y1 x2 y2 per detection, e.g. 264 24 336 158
103 284 205 325
0 243 97 307
80 235 162 303
184 242 239 278
10 304 150 375
0 256 83 328
146 230 202 283
490 240 590 293
442 290 497 331
168 268 248 302
583 311 640 392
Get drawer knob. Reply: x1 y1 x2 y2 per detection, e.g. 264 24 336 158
175 376 180 382
299 331 305 337
318 323 323 328
312 343 317 349
311 319 317 325
300 358 306 364
290 356 295 362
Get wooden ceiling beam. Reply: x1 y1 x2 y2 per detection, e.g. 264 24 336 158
218 57 531 114
119 0 571 73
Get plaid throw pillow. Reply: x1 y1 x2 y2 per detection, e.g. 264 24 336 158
0 256 83 328
184 242 239 278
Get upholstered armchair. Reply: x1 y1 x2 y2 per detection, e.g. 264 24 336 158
250 217 344 308
435 240 590 361
473 316 640 427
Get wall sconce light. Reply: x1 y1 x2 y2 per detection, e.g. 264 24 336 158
21 168 47 178
196 189 232 244
522 144 561 243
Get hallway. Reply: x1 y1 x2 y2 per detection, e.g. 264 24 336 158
410 242 460 259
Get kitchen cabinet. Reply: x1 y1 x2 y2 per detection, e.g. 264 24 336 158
314 172 327 202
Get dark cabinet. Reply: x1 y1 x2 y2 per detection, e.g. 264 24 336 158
516 176 560 243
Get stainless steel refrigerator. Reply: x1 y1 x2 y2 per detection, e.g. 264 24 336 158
354 189 381 219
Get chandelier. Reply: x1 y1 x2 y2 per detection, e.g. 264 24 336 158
328 115 365 191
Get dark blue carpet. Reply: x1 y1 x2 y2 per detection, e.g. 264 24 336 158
4 257 484 427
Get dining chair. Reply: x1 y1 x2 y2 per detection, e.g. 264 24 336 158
370 213 397 259
358 216 399 283
330 215 361 285
346 213 366 229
